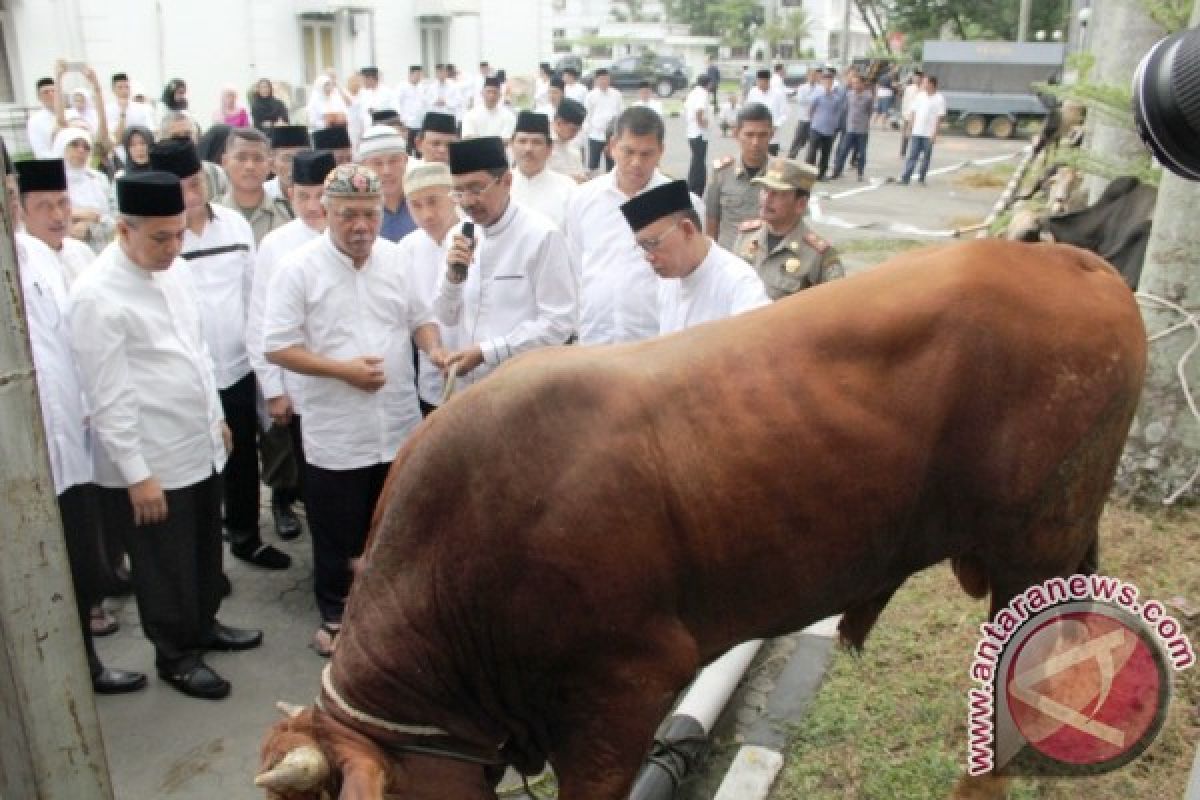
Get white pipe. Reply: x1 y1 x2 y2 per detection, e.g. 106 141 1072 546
674 640 765 732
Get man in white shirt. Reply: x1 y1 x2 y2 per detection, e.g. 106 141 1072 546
899 70 924 157
106 72 155 151
684 75 712 195
264 164 446 657
536 75 564 118
510 111 576 228
354 66 394 134
435 136 577 387
549 99 588 182
415 111 460 164
747 69 790 156
565 107 704 345
27 77 58 159
398 161 462 414
632 81 664 117
788 69 819 158
71 171 262 700
424 64 462 122
462 77 516 141
619 179 769 335
900 75 947 186
562 67 589 105
150 138 291 572
584 69 624 173
15 158 96 286
248 151 336 500
15 159 147 695
395 65 429 154
264 125 312 204
469 61 495 111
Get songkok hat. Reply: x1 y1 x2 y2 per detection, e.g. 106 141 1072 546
514 111 550 138
292 150 337 186
270 125 311 149
448 137 508 175
619 179 692 232
111 72 129 84
756 69 771 80
323 163 381 196
483 76 502 89
116 171 185 216
549 77 565 90
15 159 68 193
360 66 380 78
409 64 423 72
594 68 610 77
312 125 352 150
148 138 202 178
358 126 408 158
36 77 54 90
421 111 458 135
404 161 452 194
372 109 401 124
751 158 818 192
556 98 586 126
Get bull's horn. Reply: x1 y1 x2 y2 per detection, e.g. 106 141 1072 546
275 700 306 718
254 745 330 791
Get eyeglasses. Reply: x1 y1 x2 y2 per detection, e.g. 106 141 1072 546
635 220 681 253
449 175 501 202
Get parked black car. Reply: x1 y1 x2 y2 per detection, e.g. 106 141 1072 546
584 54 691 97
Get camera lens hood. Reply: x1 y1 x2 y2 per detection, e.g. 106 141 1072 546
1133 26 1200 181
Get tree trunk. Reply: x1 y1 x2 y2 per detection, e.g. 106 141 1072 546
1081 0 1166 201
1117 0 1200 505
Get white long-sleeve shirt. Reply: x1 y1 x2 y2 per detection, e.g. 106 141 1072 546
395 81 428 129
657 241 770 335
461 104 516 140
51 236 97 288
564 171 704 344
27 108 56 159
584 87 624 141
248 217 321 409
397 224 462 406
179 204 256 390
263 234 433 470
746 86 790 144
17 233 92 494
432 200 577 386
70 243 227 490
511 167 576 229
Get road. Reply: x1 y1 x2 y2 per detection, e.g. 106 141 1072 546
94 101 1026 800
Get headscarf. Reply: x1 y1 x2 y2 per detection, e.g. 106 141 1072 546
251 79 289 130
161 78 188 111
306 75 347 130
69 87 99 133
216 85 249 126
52 128 110 213
121 125 155 173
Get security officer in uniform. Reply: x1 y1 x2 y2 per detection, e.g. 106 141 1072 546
703 102 773 249
733 158 843 300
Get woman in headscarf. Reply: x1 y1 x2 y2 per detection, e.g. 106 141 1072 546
251 78 289 131
116 125 153 176
68 87 100 132
213 86 250 127
52 127 115 252
159 77 189 126
306 73 349 131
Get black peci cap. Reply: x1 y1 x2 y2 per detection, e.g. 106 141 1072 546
550 76 565 90
111 72 129 84
555 98 586 126
514 110 550 138
483 76 502 89
372 109 401 124
148 138 202 179
36 77 54 90
756 69 771 80
312 126 352 150
291 150 337 186
619 180 693 232
15 159 68 193
421 111 458 135
360 66 380 78
448 137 508 175
270 125 311 149
116 171 185 216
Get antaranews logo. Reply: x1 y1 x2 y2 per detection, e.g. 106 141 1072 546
967 574 1195 777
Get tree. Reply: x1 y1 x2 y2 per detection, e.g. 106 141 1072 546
854 0 893 52
884 0 1070 47
610 0 649 23
664 0 764 44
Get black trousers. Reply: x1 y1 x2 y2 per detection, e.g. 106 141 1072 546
58 484 106 675
788 120 811 159
260 414 305 508
806 132 835 178
587 138 613 172
687 136 708 195
218 372 260 539
304 461 391 624
101 473 224 669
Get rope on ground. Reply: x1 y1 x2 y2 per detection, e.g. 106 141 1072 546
1135 291 1200 505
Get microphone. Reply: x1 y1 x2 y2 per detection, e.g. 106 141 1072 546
451 221 474 281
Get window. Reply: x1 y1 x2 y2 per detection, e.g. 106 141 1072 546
0 10 16 104
300 15 337 86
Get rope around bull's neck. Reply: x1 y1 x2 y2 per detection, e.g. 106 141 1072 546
319 664 450 738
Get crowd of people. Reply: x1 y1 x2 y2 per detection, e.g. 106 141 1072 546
11 52 942 702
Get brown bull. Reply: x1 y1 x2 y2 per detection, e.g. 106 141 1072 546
257 240 1146 800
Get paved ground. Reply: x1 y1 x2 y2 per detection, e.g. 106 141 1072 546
92 102 1026 799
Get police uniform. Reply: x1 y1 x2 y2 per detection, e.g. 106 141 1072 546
703 154 767 249
732 159 843 301
218 186 293 246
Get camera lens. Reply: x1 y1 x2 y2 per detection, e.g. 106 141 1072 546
1133 26 1200 181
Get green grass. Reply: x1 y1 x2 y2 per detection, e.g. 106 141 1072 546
773 505 1200 800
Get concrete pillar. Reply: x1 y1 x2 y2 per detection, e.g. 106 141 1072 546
1081 0 1166 201
1118 0 1200 505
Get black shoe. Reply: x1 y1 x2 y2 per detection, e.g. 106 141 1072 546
158 659 230 700
207 622 263 652
231 541 292 570
92 667 148 694
273 505 302 540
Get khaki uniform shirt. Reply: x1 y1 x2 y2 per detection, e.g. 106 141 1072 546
218 189 294 246
733 218 843 301
704 156 765 250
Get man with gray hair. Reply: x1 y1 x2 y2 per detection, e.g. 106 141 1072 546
263 163 447 657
